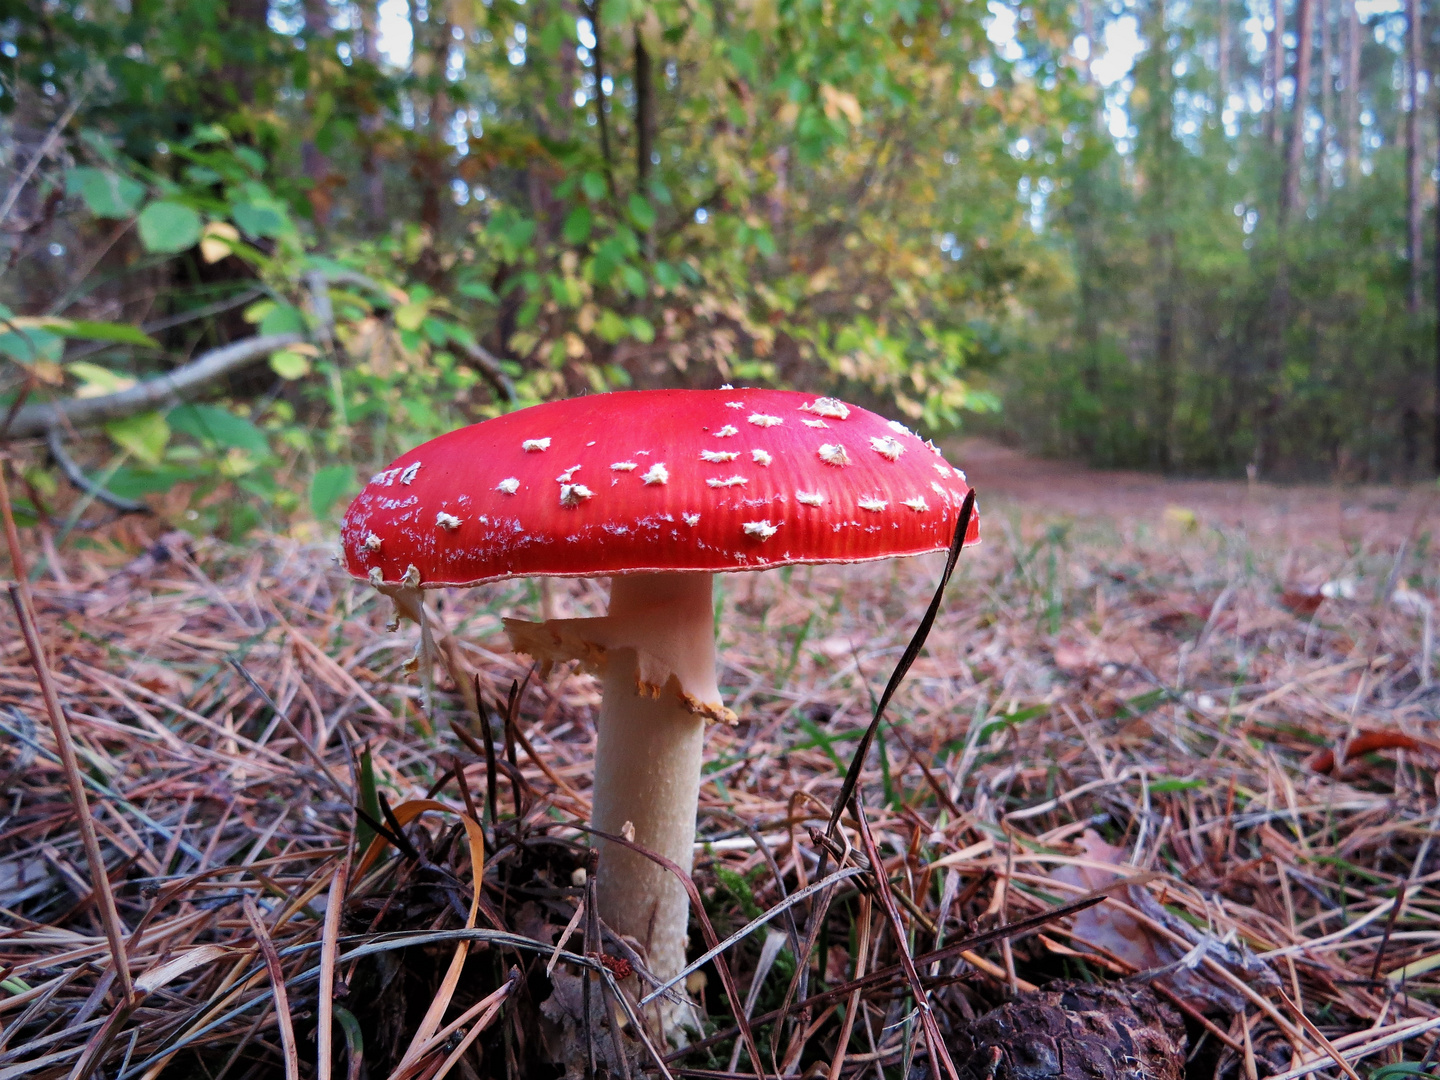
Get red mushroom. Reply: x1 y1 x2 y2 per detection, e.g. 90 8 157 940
341 388 979 1028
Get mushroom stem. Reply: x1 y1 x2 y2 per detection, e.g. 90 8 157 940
591 572 715 1015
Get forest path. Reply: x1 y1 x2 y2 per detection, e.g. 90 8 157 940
951 438 1438 549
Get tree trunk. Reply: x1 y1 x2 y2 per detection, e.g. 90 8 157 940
357 0 386 224
1344 0 1360 183
1218 0 1230 102
586 1 618 201
1434 89 1440 471
1081 0 1095 81
635 29 654 189
1281 0 1314 223
1268 0 1286 146
1320 0 1332 201
302 0 333 230
1144 0 1178 470
1406 0 1423 312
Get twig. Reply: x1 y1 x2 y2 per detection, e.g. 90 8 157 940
242 896 300 1080
853 800 960 1080
640 866 868 1005
46 428 149 514
0 88 88 226
669 893 1108 1063
316 853 349 1080
1 463 133 1004
6 332 304 438
823 493 975 848
578 824 765 1076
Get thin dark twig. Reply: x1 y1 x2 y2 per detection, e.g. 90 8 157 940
669 893 1107 1063
640 866 867 1005
583 848 600 1080
709 808 805 972
44 428 149 514
1370 880 1408 982
853 798 960 1080
823 492 976 847
575 824 767 1076
226 657 348 797
475 676 500 822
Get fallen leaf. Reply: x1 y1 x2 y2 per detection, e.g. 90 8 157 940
1310 729 1428 775
1279 589 1324 616
1052 830 1271 1014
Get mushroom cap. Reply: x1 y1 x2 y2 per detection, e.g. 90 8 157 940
342 389 979 588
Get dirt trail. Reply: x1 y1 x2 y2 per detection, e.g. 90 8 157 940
951 438 1438 548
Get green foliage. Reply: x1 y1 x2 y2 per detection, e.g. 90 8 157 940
168 404 269 457
994 0 1431 479
66 168 145 219
17 0 1412 534
137 202 203 254
310 465 356 521
2 0 1046 530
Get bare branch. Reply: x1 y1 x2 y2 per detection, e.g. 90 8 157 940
46 427 149 515
5 333 304 440
451 337 517 404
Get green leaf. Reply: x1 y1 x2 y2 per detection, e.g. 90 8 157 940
106 465 202 499
627 316 655 343
626 193 656 231
137 201 202 254
594 309 628 343
580 171 607 201
562 206 593 245
310 464 355 519
51 319 159 348
68 361 135 394
67 167 146 219
190 123 230 145
619 264 647 297
269 350 311 379
457 280 499 303
538 18 567 55
233 146 267 175
0 328 62 364
259 303 306 337
232 202 287 239
393 302 427 332
104 412 170 465
357 748 381 849
167 403 269 455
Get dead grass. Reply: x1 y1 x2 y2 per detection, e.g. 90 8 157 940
2 459 1439 1080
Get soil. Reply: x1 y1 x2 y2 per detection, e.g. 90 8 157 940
953 438 1438 547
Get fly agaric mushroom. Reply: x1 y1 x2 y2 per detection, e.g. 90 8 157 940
341 388 979 1021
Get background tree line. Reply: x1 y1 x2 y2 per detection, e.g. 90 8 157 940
1015 0 1438 479
0 0 1433 536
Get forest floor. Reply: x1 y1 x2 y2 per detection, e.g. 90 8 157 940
956 438 1437 548
2 442 1439 1080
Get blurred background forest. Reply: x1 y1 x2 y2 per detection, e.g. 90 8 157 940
1 0 1436 537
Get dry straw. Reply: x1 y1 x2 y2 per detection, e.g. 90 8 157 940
1 465 1438 1079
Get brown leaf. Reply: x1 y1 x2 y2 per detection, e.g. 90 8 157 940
1280 589 1324 616
1052 831 1267 1013
1309 729 1427 774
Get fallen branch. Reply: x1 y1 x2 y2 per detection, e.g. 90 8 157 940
5 333 304 439
324 268 516 403
46 427 149 515
451 337 518 405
